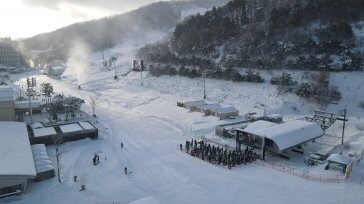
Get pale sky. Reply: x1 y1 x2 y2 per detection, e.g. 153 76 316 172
0 0 164 39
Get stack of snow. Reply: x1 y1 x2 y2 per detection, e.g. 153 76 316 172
33 127 57 138
31 122 57 138
59 123 83 133
31 144 55 181
31 122 44 129
78 121 96 130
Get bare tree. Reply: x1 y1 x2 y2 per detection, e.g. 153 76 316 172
88 95 101 118
54 134 64 183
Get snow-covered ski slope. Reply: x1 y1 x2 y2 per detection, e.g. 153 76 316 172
10 32 364 202
10 59 364 204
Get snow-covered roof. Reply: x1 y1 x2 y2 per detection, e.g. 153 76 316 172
35 164 54 174
245 120 323 151
79 121 95 130
33 127 57 137
31 144 46 151
268 114 283 119
243 120 323 151
184 100 206 106
199 103 221 110
0 86 14 102
33 151 48 157
59 123 83 133
31 122 44 129
31 144 54 174
0 122 36 177
35 160 52 167
215 106 239 114
33 156 49 162
243 120 277 135
327 154 352 165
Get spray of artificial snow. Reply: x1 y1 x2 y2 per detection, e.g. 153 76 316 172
65 39 91 86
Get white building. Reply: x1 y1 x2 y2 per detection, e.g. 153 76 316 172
213 106 239 120
236 120 323 159
0 122 36 197
0 85 15 121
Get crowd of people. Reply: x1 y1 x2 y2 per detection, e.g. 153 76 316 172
180 139 258 169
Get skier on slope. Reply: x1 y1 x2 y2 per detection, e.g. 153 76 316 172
124 167 128 174
93 155 96 165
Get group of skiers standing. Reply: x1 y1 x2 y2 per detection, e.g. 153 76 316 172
180 139 258 169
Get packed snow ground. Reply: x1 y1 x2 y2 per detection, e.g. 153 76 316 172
8 36 364 203
8 62 364 203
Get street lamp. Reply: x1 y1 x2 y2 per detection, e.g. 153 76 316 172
339 109 347 155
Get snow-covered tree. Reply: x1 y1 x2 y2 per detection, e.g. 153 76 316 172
40 82 54 103
41 94 84 122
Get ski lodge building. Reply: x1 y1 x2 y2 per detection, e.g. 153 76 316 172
0 120 97 198
235 120 323 160
0 85 41 122
0 85 15 121
179 100 239 120
0 122 37 197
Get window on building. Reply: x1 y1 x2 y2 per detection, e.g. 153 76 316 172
0 184 22 196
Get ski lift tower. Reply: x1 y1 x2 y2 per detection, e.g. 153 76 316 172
305 110 338 132
305 109 348 154
337 109 348 154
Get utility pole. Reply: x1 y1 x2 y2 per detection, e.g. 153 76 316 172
202 71 207 99
338 109 347 154
203 77 206 99
140 70 143 86
141 60 144 86
26 77 36 123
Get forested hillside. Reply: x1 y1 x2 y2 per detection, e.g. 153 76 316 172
139 0 364 78
20 0 229 63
